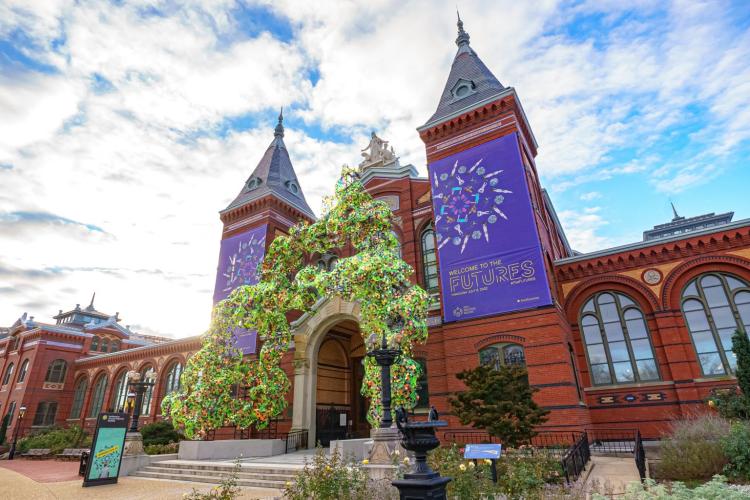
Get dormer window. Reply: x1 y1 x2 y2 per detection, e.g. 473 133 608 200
450 78 476 101
246 177 262 190
286 181 299 195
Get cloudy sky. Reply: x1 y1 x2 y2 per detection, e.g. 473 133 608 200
1 0 749 338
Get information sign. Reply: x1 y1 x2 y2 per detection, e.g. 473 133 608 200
463 443 502 460
82 412 129 487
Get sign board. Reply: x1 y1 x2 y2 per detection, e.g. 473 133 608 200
429 132 552 322
339 413 347 427
82 412 129 487
213 224 268 354
463 443 502 460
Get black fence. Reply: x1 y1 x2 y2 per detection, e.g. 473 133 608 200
586 428 646 480
442 429 591 483
286 430 309 453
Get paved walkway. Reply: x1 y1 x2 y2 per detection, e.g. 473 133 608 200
0 460 282 499
585 456 641 495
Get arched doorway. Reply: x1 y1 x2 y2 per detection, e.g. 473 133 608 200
314 320 369 446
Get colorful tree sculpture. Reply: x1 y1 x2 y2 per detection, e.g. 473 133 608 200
163 167 430 438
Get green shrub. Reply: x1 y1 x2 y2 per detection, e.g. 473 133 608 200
145 441 179 455
18 425 87 454
656 415 729 481
140 421 180 446
721 421 750 480
707 387 750 420
428 444 496 499
592 475 748 499
284 447 384 500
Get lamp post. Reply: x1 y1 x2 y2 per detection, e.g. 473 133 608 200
366 325 402 428
127 369 156 433
8 405 27 460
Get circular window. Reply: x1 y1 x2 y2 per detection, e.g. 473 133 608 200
455 84 470 98
288 183 299 194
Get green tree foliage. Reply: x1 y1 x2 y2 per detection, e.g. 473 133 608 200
733 329 750 397
0 413 9 445
140 421 181 446
163 167 430 438
449 364 548 448
707 330 750 420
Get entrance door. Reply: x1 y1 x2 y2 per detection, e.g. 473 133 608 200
315 336 350 446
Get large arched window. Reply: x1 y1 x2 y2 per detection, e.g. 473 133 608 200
479 343 526 370
2 363 14 385
140 366 154 415
70 377 88 419
16 359 30 384
421 226 439 293
110 371 129 412
45 359 67 383
91 336 100 352
100 337 109 353
580 292 659 385
681 273 750 376
163 362 183 395
88 374 108 418
391 230 402 258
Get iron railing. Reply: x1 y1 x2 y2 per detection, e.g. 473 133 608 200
442 429 591 483
586 427 646 480
286 430 309 453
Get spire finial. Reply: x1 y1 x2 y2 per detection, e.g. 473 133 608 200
456 10 470 46
89 291 96 308
274 107 284 138
671 201 681 221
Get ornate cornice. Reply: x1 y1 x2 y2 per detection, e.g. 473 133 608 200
75 336 201 367
556 225 750 281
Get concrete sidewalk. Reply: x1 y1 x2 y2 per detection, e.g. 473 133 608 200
585 456 641 495
0 463 282 500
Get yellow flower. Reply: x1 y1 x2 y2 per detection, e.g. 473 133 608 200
459 463 466 471
394 449 400 456
362 459 369 465
708 400 716 408
403 457 410 464
484 459 492 465
285 481 292 487
468 461 475 468
325 465 332 471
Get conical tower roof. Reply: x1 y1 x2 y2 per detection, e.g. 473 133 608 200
424 13 506 127
224 110 315 219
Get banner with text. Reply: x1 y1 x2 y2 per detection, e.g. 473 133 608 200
429 132 552 323
213 224 267 354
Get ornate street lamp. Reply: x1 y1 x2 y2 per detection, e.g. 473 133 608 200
8 405 27 460
366 319 402 428
127 369 156 432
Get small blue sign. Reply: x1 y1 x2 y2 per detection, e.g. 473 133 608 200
464 443 502 460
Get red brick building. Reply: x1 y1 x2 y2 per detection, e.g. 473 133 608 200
3 19 750 445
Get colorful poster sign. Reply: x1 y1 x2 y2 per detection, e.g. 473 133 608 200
82 412 128 487
213 224 267 354
429 132 552 322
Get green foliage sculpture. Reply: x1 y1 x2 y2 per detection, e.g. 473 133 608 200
163 167 430 439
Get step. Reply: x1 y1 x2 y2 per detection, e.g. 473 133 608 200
140 465 296 481
153 460 303 474
132 470 291 489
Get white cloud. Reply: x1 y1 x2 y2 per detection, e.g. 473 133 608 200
558 207 614 254
580 191 602 201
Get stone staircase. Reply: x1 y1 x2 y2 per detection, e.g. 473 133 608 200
132 460 302 490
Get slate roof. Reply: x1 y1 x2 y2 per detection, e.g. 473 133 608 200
224 111 315 219
423 15 506 127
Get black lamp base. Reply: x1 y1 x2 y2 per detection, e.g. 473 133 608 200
392 476 452 500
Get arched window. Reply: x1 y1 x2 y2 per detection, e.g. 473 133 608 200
100 337 109 353
6 401 16 422
681 273 750 376
45 359 67 383
88 374 108 418
140 366 154 415
91 336 100 352
479 343 526 370
421 225 439 293
33 401 58 427
110 371 129 412
580 292 659 385
70 378 88 419
2 363 14 385
16 359 30 384
110 340 120 353
163 362 183 395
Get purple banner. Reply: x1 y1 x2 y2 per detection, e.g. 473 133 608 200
429 132 552 322
213 224 267 354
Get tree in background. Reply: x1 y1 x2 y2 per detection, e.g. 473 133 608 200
708 329 750 420
0 413 9 445
450 364 548 448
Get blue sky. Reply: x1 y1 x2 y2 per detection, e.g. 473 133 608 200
0 0 748 337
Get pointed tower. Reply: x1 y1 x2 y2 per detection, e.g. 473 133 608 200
213 113 315 355
418 16 588 430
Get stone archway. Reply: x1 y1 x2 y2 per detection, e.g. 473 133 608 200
289 296 364 447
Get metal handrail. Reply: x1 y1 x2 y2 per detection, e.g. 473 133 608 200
286 430 308 453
